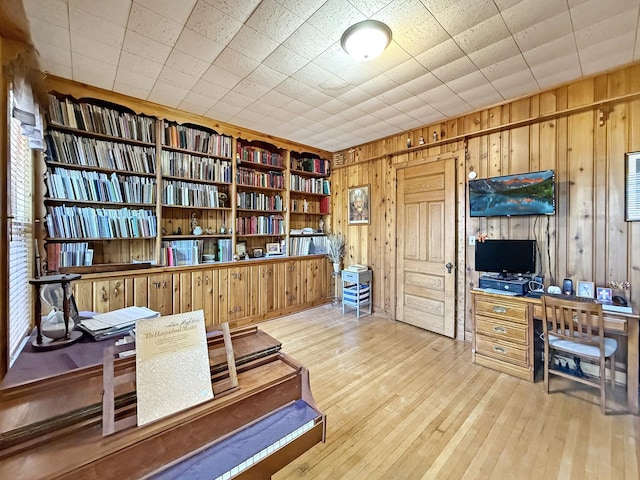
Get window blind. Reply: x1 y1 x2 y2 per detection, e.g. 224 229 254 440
9 114 33 363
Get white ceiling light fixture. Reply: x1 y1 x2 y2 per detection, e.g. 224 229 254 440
340 20 392 62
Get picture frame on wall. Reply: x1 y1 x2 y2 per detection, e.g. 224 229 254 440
576 281 595 299
348 185 370 225
626 151 640 221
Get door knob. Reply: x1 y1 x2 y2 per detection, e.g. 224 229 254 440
446 262 453 274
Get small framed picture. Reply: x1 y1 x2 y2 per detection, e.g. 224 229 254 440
266 242 281 254
596 287 613 304
576 281 595 299
236 241 247 256
252 248 263 258
348 184 370 225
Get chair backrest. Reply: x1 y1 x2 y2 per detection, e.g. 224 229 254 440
541 295 605 348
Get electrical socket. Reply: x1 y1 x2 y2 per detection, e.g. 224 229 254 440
469 235 476 246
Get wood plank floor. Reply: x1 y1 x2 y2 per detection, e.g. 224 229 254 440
261 305 640 480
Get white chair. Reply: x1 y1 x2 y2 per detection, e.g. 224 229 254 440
542 295 618 414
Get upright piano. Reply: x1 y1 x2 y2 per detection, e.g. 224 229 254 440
0 327 326 479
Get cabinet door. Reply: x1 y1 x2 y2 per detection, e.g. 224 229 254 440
227 266 249 321
146 273 173 315
202 269 218 328
92 278 128 313
258 263 277 316
284 260 302 307
216 268 230 324
191 270 205 317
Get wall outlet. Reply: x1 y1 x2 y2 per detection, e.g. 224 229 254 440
469 235 476 246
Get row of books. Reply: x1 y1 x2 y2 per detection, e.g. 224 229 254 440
290 198 330 214
161 239 204 266
237 168 285 189
237 192 283 211
291 157 330 175
45 131 156 174
237 142 283 167
218 239 233 262
162 180 223 207
46 205 157 239
161 151 232 183
289 236 327 256
47 242 93 271
162 122 232 158
235 215 285 235
47 94 155 142
290 175 331 195
47 167 156 205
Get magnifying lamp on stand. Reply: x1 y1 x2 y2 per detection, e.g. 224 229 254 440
29 273 82 351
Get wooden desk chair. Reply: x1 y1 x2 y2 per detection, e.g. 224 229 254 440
541 295 618 414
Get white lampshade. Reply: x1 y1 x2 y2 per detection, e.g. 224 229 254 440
340 20 392 62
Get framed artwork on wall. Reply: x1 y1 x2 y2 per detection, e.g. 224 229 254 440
348 185 370 225
626 151 640 221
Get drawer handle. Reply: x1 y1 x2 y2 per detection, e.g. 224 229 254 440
493 345 507 354
492 306 507 314
493 325 507 334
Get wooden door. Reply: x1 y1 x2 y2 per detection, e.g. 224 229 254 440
397 159 456 337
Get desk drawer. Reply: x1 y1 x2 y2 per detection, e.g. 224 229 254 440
476 315 528 345
476 334 528 367
475 296 528 324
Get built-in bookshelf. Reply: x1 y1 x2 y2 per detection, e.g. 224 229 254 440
42 94 331 272
288 152 331 256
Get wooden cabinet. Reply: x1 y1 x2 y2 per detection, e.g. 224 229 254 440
74 277 132 313
472 291 534 381
137 273 173 316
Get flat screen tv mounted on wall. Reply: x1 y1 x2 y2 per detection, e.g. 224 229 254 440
469 170 555 217
475 239 537 277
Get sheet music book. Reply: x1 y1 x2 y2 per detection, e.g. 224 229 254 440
79 306 159 332
135 310 213 426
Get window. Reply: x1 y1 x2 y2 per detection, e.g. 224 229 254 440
8 111 34 363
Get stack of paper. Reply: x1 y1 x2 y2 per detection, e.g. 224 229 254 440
79 306 159 340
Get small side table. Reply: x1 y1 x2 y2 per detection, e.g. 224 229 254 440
341 269 372 319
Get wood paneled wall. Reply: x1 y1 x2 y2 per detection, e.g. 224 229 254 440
332 63 640 340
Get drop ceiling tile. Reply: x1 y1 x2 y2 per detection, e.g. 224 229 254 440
447 70 489 94
393 95 428 112
457 82 503 109
246 0 305 43
481 54 530 82
405 102 441 124
383 59 429 85
274 78 311 99
119 50 163 80
570 0 639 30
500 0 568 33
417 84 467 109
191 79 230 101
391 15 449 56
529 54 581 89
29 17 70 50
128 4 183 47
69 0 130 26
244 65 288 90
135 0 198 25
282 23 334 60
300 89 334 108
428 0 499 37
263 46 309 76
337 86 373 106
336 107 368 122
73 53 117 89
275 0 327 19
292 63 333 88
41 61 73 79
312 43 356 76
378 85 416 105
231 108 266 125
115 68 156 91
367 42 412 73
376 0 430 36
402 72 443 96
337 62 383 85
574 11 637 50
320 114 349 128
204 0 262 23
512 15 573 52
348 0 396 16
166 50 210 78
468 37 520 70
113 81 152 100
282 99 314 115
287 115 316 128
149 81 189 107
354 97 389 115
577 32 637 76
414 39 465 72
430 56 477 84
259 89 295 108
178 92 216 115
306 0 365 40
318 98 351 115
454 15 512 55
158 65 199 90
69 7 126 49
268 107 295 122
33 43 72 69
69 32 121 66
206 100 243 119
522 34 577 68
490 69 539 100
246 100 279 117
358 75 399 97
214 48 260 78
221 90 256 109
227 26 279 62
23 0 68 28
233 80 271 100
174 29 225 64
186 1 243 44
122 30 172 64
201 64 242 89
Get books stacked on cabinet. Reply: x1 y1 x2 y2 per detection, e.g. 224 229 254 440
46 206 157 239
47 242 93 271
290 235 327 256
237 192 283 211
236 215 284 235
163 121 232 158
290 175 330 195
161 239 204 266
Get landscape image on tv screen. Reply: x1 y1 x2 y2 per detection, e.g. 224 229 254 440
469 170 555 217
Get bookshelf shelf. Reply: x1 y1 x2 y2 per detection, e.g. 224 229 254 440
47 124 155 147
162 174 232 186
45 161 156 178
46 236 156 242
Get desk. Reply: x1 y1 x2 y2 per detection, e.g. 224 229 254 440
471 291 639 415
